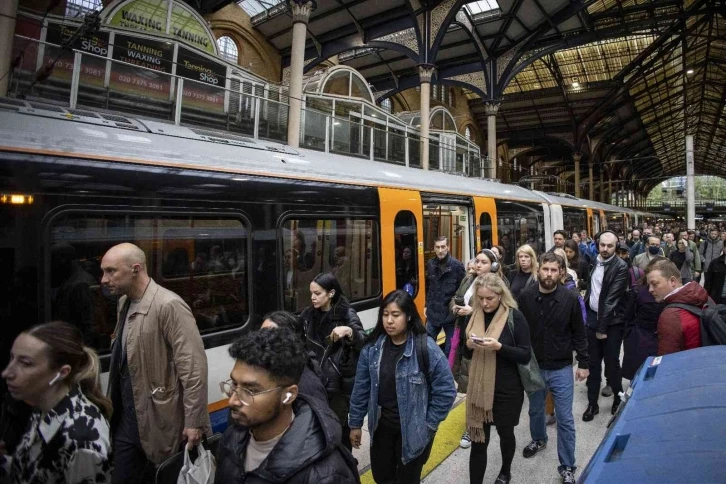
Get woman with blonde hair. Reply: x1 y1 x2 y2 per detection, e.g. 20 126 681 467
508 244 539 299
1 321 112 483
451 249 505 449
464 274 532 484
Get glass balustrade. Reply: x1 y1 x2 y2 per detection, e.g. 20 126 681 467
9 33 485 178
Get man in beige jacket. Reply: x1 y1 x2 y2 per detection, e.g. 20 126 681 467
103 243 210 483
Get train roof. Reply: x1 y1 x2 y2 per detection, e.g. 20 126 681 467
0 99 655 219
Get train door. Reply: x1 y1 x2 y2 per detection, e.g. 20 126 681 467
598 210 606 230
545 204 563 251
379 188 426 313
421 195 474 266
473 197 497 252
586 208 594 237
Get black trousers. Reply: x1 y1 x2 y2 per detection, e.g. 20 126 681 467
469 424 516 484
111 359 154 484
586 323 624 406
370 418 434 484
111 411 154 484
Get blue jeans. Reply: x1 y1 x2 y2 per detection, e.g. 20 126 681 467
426 321 455 357
527 366 576 471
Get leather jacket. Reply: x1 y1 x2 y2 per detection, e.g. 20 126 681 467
585 256 629 333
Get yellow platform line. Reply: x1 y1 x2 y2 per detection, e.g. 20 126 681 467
360 398 467 483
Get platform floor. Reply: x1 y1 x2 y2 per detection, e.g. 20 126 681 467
353 365 623 484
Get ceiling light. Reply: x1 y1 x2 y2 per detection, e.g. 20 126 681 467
686 69 694 75
572 81 580 88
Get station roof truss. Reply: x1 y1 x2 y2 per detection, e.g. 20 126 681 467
197 0 725 193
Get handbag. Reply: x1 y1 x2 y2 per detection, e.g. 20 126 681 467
177 443 216 484
506 311 546 395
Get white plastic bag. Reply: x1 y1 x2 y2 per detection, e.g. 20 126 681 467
177 443 216 484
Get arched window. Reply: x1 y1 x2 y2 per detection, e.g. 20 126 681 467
65 0 102 17
380 98 392 114
465 126 471 140
217 36 239 64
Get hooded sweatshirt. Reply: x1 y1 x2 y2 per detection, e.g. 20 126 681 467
215 394 360 484
658 282 709 355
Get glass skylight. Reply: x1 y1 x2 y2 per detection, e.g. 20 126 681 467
465 0 500 17
65 0 102 18
237 0 284 17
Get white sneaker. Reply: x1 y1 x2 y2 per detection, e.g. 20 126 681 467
459 430 471 448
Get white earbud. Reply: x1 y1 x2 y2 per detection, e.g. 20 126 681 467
283 392 293 404
48 372 62 386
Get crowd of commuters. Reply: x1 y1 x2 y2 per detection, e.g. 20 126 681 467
1 220 725 484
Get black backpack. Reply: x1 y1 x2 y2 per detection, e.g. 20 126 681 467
665 303 726 346
415 332 431 383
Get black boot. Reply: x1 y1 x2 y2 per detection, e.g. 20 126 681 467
495 473 512 484
582 404 599 422
611 396 622 415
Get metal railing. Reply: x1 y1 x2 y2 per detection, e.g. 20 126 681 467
613 199 726 210
9 34 490 177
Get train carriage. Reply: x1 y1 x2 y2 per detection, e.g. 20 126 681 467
0 99 657 430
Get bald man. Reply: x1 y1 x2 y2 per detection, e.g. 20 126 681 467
582 232 629 423
103 243 210 483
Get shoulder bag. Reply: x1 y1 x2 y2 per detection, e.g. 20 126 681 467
506 311 546 395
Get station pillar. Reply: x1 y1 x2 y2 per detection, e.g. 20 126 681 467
0 0 18 97
286 0 314 149
573 152 582 198
608 176 613 204
418 65 435 171
485 102 499 179
588 161 594 200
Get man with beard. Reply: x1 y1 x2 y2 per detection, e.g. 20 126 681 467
215 327 359 483
582 231 629 422
517 252 589 484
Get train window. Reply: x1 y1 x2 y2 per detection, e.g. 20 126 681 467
495 200 545 266
48 213 249 354
606 212 624 234
479 212 493 251
282 218 381 312
394 211 418 296
423 204 471 265
563 208 587 238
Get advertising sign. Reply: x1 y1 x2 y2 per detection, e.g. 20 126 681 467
106 0 217 55
109 33 173 101
177 47 225 113
107 0 167 35
44 22 109 87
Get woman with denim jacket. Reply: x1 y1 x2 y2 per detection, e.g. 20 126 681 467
465 273 532 484
349 290 456 484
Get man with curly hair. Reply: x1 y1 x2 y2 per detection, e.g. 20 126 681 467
215 327 360 483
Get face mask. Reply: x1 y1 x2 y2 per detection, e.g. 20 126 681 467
648 246 660 255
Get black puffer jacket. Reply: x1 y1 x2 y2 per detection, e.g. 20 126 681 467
705 254 726 304
584 255 630 333
300 301 364 399
215 395 360 484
